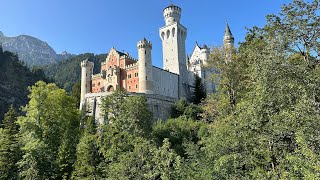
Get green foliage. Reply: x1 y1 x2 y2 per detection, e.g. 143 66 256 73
192 74 206 104
17 81 80 179
266 0 320 66
72 116 103 180
44 53 107 91
71 82 81 108
0 106 21 180
152 117 208 157
171 98 203 120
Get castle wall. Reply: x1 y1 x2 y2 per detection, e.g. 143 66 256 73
152 66 179 99
84 92 175 124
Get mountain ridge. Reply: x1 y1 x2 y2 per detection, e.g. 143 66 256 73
0 31 74 66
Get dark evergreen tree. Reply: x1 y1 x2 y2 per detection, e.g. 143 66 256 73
192 74 206 104
72 116 103 179
0 106 21 180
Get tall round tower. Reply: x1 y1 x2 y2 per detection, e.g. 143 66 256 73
80 59 94 110
163 4 181 26
137 38 153 94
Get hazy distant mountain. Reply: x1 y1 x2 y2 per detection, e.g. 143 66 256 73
0 31 74 66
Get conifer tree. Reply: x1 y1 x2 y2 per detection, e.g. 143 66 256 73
72 116 103 180
0 106 21 180
192 74 206 104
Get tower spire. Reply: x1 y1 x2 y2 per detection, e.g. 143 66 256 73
224 21 234 40
223 22 235 62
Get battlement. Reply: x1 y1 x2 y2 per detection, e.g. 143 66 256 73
125 62 138 70
92 73 102 79
120 55 138 61
81 59 94 68
137 38 152 49
163 4 181 25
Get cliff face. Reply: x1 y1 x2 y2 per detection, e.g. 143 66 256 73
0 31 73 66
0 50 47 121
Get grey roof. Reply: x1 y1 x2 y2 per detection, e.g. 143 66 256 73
224 22 234 38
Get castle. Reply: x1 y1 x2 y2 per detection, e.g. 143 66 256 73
80 3 234 122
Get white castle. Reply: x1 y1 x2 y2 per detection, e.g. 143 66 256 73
80 3 234 121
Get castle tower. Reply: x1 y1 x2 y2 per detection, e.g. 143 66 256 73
159 3 188 98
160 4 187 75
223 22 234 62
80 59 94 110
137 38 153 94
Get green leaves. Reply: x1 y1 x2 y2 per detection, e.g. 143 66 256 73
17 81 80 179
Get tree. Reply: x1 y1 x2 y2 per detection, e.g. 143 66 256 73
0 106 21 180
71 82 81 108
266 0 320 66
152 117 208 157
17 81 80 179
97 91 153 178
192 74 206 104
203 11 320 178
72 116 103 180
171 98 203 120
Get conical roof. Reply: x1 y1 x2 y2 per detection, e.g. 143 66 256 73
224 22 233 38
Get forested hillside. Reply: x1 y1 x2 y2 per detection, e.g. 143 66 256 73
0 0 319 179
0 50 47 121
43 53 107 91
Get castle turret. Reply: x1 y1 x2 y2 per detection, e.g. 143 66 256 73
163 3 181 26
137 38 153 94
223 22 234 62
80 59 94 110
223 22 234 49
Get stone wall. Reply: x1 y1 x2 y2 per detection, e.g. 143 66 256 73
83 92 177 124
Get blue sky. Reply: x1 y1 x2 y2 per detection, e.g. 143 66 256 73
0 0 290 67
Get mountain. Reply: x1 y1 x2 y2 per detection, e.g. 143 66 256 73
0 49 48 121
0 31 74 66
44 53 107 91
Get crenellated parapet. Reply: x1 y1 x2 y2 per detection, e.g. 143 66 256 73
125 62 139 70
81 59 94 68
137 38 152 49
120 55 138 61
163 4 181 25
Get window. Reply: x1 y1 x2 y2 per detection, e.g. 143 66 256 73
146 76 147 80
98 82 100 86
136 84 138 89
134 72 138 77
145 51 146 54
129 86 131 90
128 74 131 79
92 83 95 87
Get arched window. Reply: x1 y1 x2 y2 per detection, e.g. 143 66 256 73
161 32 165 40
166 30 170 39
107 86 114 92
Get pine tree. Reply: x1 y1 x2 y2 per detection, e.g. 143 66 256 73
72 116 103 180
192 75 206 104
0 105 21 180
